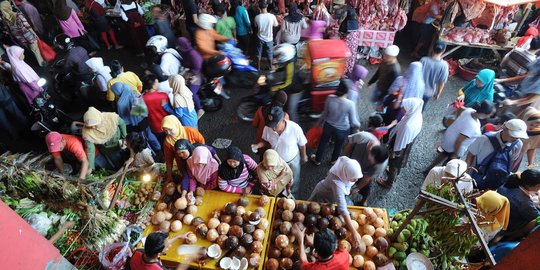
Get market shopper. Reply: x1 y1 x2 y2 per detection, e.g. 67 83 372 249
215 4 236 39
50 0 86 39
497 169 540 239
85 0 122 50
174 139 220 191
107 60 143 102
119 0 148 56
338 8 360 74
466 119 527 190
475 190 511 242
176 37 204 116
366 114 396 141
124 132 155 170
151 5 176 48
311 80 361 165
377 98 424 188
514 107 540 169
0 2 45 66
45 132 90 179
368 45 401 104
232 0 251 53
411 0 441 58
0 83 30 142
85 57 112 94
194 14 231 60
420 40 449 102
346 64 369 106
458 69 495 108
252 91 289 145
183 0 199 38
82 107 128 173
425 101 494 172
5 45 43 105
343 131 389 206
292 226 351 269
308 156 366 252
254 0 278 69
146 35 182 77
141 75 169 141
389 61 425 99
161 115 205 183
162 75 198 128
256 149 293 197
501 59 540 116
217 146 258 193
421 159 474 194
276 3 307 45
251 106 308 198
17 0 44 37
187 146 220 191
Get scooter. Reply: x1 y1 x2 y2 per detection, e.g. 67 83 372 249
50 59 92 104
218 41 259 89
198 53 233 112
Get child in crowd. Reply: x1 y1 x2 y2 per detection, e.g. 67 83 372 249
124 132 156 172
367 114 397 141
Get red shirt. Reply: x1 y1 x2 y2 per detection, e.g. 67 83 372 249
51 134 92 161
369 128 388 141
301 249 349 270
143 91 170 133
129 250 166 270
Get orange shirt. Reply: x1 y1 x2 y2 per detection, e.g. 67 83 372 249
51 134 96 161
194 28 229 60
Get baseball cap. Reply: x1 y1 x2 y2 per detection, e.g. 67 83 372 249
144 232 169 256
433 40 447 53
45 132 63 153
265 106 285 128
505 119 528 139
384 45 400 57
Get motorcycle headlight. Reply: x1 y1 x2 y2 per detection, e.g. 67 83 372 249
238 59 249 66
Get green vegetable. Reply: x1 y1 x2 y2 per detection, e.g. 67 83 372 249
394 251 407 261
388 247 397 257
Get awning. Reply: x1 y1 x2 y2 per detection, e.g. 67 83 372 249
481 0 538 7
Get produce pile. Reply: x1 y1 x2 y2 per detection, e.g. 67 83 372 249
266 200 390 270
388 210 433 268
147 186 272 268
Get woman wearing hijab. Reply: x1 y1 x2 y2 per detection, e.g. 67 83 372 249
119 0 148 56
422 159 474 194
82 107 128 173
389 62 426 99
187 146 220 191
276 3 308 45
50 0 86 39
174 139 220 188
497 169 540 239
257 149 293 197
218 146 258 194
85 57 112 94
475 190 511 242
111 82 161 154
378 98 424 188
85 0 122 50
176 37 204 116
162 75 198 128
162 115 205 183
1 2 45 66
5 46 43 105
308 156 366 252
458 69 495 108
339 8 360 74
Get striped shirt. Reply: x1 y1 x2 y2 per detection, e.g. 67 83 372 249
501 48 537 78
218 155 258 193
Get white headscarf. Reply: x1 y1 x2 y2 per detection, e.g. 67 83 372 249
329 157 363 195
389 98 424 152
85 57 112 82
444 159 467 178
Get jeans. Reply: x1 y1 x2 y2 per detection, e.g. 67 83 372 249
256 39 273 59
315 123 349 163
287 91 302 123
237 34 249 54
144 126 161 157
287 154 301 198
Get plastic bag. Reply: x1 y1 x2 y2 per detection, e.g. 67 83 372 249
306 126 323 149
99 242 133 270
27 212 52 236
37 39 56 62
131 96 148 117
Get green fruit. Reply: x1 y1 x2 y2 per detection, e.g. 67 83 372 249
388 228 394 235
388 247 397 257
393 259 400 267
421 249 430 257
411 242 418 248
394 213 403 221
421 244 428 250
410 219 417 228
402 229 411 239
410 248 417 253
391 221 399 228
393 242 408 251
394 251 407 261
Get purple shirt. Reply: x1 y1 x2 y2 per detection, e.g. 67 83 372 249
19 2 43 35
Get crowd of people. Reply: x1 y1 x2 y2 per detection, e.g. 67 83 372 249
0 0 539 268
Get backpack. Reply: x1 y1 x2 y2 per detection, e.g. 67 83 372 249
471 133 517 190
412 2 438 23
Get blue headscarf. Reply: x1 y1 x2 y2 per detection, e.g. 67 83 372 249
462 69 495 107
387 62 425 99
111 82 144 126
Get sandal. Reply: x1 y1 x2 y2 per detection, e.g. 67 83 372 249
376 178 392 189
310 154 321 166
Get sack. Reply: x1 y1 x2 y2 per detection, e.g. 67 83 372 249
306 126 323 149
99 242 133 270
470 133 517 190
412 2 437 23
37 39 56 62
131 96 148 117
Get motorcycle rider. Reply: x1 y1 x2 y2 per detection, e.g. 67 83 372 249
53 34 93 97
145 35 182 77
194 13 232 60
270 43 303 122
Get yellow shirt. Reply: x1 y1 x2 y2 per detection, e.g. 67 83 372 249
106 71 143 101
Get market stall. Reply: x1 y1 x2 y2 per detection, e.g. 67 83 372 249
437 0 539 59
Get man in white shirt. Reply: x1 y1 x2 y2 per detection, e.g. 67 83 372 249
254 1 278 70
424 101 494 173
422 159 474 194
252 106 308 198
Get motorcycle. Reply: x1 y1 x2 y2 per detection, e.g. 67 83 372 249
218 41 259 89
50 59 92 104
30 79 82 137
198 53 233 112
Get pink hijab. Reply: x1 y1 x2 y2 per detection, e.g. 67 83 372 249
6 46 40 83
187 146 219 185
